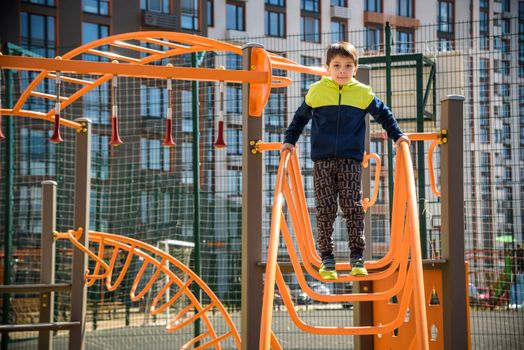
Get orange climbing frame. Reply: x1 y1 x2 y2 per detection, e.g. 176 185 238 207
55 228 241 349
0 31 326 130
257 141 430 350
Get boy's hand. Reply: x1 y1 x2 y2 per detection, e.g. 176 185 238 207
395 135 411 147
280 143 295 155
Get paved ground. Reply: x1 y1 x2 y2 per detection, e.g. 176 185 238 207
5 307 524 349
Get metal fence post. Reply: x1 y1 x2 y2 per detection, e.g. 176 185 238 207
38 181 57 350
241 43 264 350
440 95 467 349
69 118 91 350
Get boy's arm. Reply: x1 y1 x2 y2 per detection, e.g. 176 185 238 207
284 101 312 145
366 96 404 142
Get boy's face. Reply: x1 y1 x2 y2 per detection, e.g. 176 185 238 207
326 55 357 86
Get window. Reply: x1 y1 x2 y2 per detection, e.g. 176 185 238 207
265 91 286 128
23 0 54 6
365 0 382 12
207 0 214 26
92 134 109 180
18 186 42 234
438 38 453 51
140 0 169 13
82 22 109 61
140 138 170 171
331 20 347 43
331 0 346 6
226 85 242 114
267 0 285 5
181 90 193 132
19 128 56 176
228 169 242 195
479 0 489 50
140 84 168 118
302 0 319 12
226 1 245 31
83 86 110 125
265 4 285 37
372 215 387 243
226 128 242 156
301 16 320 43
226 53 242 70
301 56 321 91
20 12 56 58
397 0 413 17
181 0 199 31
438 1 453 33
364 26 381 52
396 29 413 53
83 0 109 15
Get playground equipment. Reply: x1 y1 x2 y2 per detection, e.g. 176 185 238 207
0 32 468 350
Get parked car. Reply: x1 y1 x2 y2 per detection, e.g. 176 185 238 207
290 288 312 305
469 283 479 306
310 282 331 295
477 287 491 307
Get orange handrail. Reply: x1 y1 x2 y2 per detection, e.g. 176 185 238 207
259 150 291 349
362 151 382 212
398 141 429 349
428 139 442 197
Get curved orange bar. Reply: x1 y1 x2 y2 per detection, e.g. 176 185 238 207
56 230 241 349
362 151 382 212
257 142 404 273
398 142 429 349
404 132 439 141
428 140 442 197
275 264 415 335
259 150 291 350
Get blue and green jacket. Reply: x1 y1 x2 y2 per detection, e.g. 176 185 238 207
284 76 404 162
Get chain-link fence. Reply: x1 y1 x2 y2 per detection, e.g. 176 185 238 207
1 16 523 349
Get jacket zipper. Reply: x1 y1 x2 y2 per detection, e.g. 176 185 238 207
335 87 342 156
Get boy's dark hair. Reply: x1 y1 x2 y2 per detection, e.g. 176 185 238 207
326 42 358 66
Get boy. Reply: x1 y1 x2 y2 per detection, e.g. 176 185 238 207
281 42 409 279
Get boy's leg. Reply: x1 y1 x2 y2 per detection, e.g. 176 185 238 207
313 158 339 260
337 158 367 275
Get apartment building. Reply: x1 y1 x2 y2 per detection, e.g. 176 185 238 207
0 0 522 298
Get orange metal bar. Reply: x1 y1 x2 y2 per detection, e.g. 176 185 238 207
399 142 429 350
30 91 68 101
0 56 269 84
260 150 291 350
47 73 94 85
428 140 442 197
362 151 382 212
0 108 81 130
275 264 415 335
280 213 411 300
404 132 439 141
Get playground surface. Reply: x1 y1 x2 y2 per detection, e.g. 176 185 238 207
7 308 523 349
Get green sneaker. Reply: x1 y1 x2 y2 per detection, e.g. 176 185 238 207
350 258 368 276
319 258 338 280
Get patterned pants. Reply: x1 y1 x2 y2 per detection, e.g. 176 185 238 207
313 157 365 260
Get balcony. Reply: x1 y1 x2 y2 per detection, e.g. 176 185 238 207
141 10 179 31
331 6 351 19
225 29 249 41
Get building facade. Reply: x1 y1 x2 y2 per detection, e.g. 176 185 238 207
1 0 522 303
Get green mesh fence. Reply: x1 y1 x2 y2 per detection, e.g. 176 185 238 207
1 16 524 349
